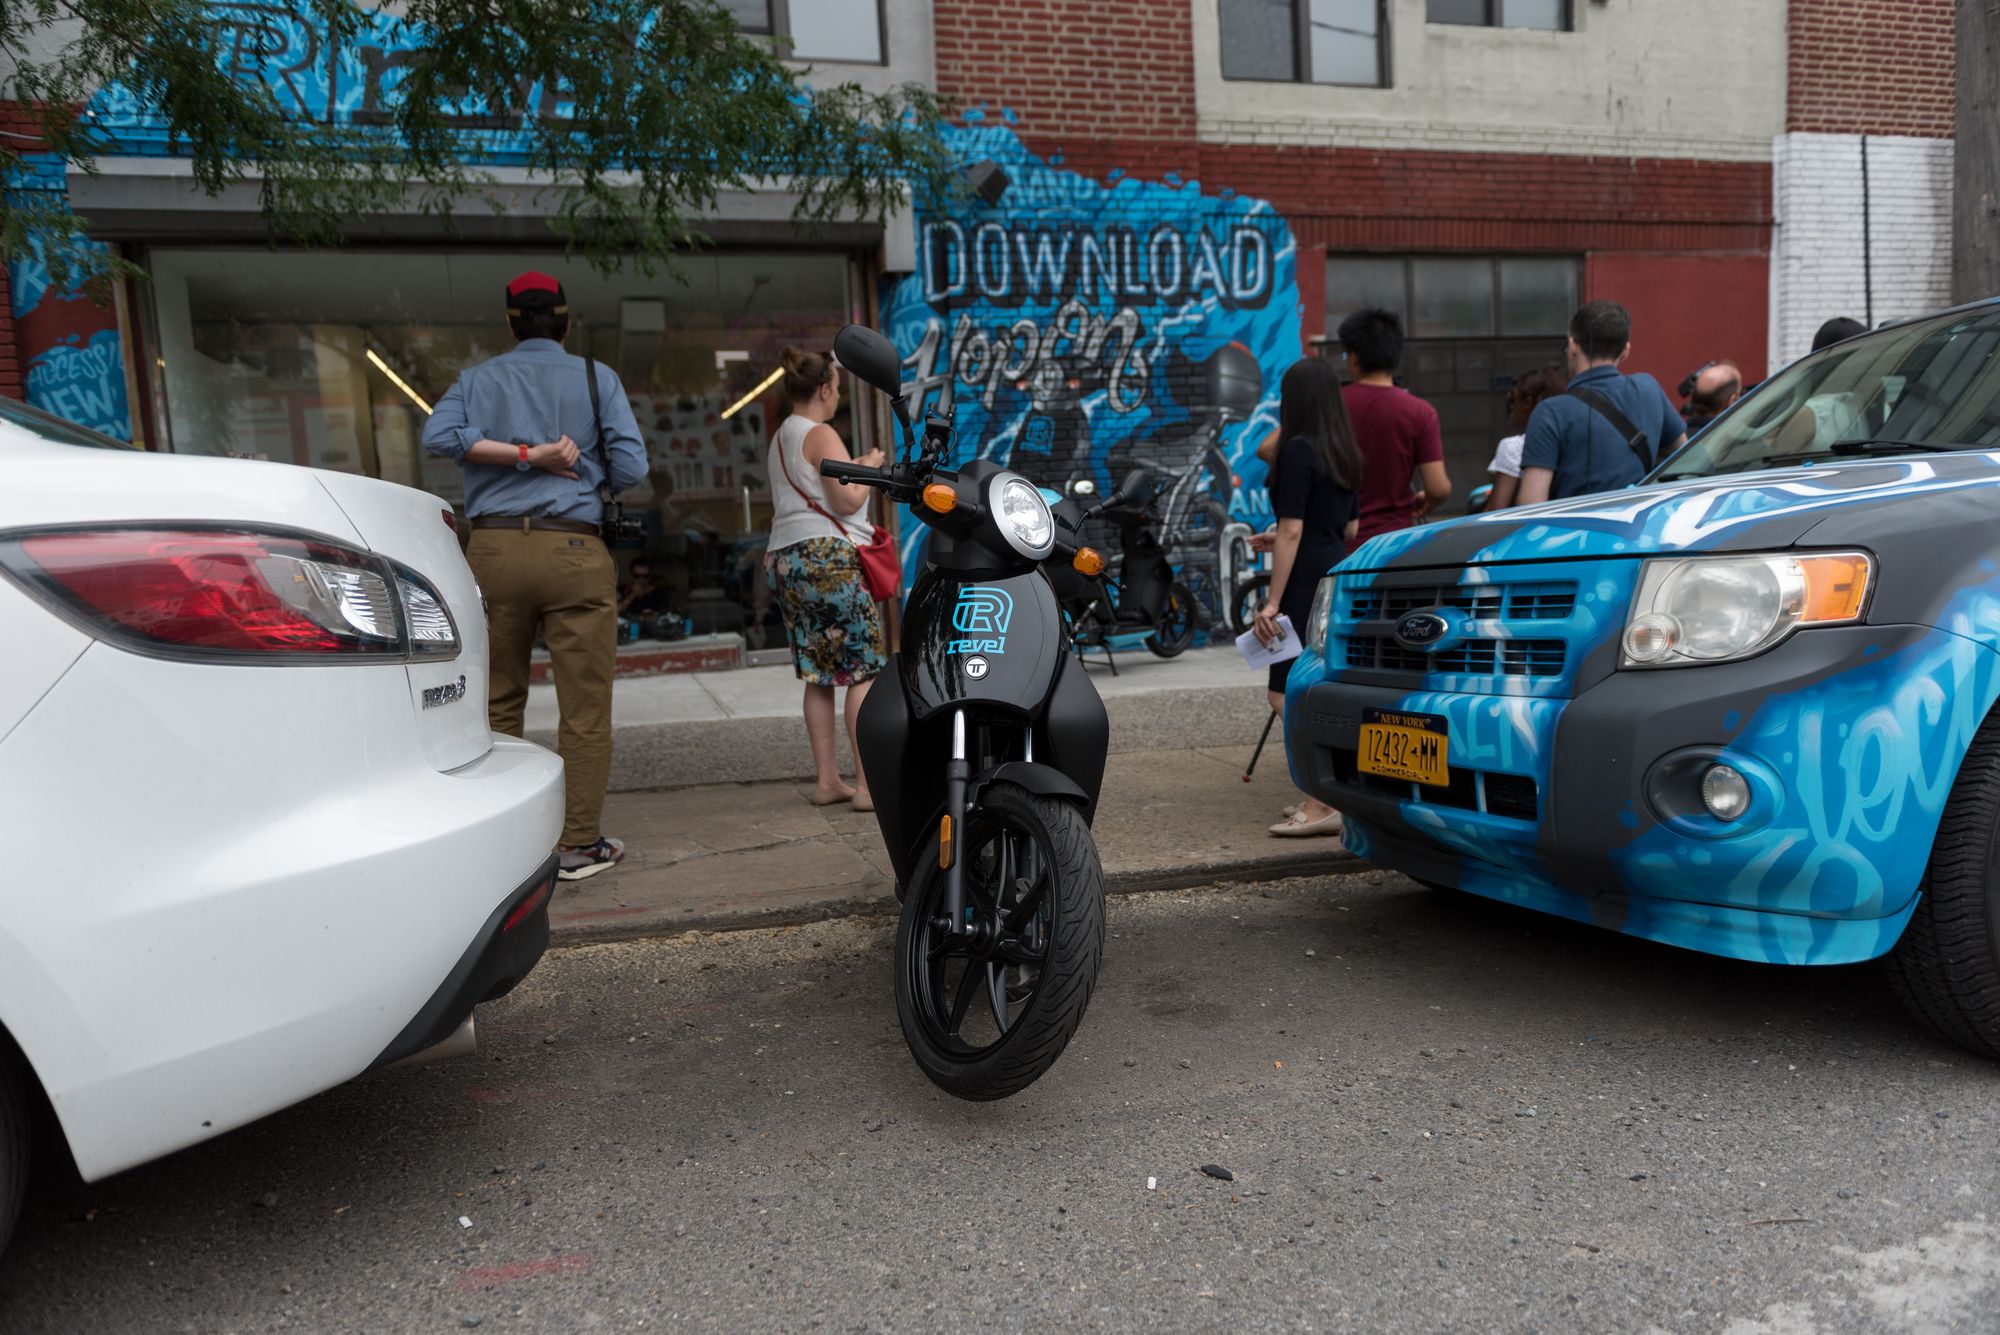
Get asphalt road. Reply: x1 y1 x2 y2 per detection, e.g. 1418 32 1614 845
3 871 1997 1334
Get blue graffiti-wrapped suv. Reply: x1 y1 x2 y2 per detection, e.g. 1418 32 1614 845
1285 298 2000 1057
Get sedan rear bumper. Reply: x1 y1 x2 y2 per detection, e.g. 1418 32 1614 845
371 851 558 1069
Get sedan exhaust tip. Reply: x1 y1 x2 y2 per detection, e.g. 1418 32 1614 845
391 1013 477 1067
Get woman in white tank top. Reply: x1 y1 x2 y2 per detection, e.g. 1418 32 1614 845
764 347 888 810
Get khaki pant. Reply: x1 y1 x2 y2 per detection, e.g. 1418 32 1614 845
467 527 617 847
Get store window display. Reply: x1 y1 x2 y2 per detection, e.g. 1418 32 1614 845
141 247 864 657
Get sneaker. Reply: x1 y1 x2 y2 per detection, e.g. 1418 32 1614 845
557 836 625 881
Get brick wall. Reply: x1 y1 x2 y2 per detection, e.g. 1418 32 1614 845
0 265 20 400
0 100 41 402
1770 132 1955 365
932 0 1196 145
1788 0 1956 137
1198 145 1771 254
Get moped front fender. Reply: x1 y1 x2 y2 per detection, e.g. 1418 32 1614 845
968 761 1091 811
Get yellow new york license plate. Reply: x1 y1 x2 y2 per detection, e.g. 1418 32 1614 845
1357 708 1450 787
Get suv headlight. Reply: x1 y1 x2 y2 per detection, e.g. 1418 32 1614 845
1620 552 1872 668
989 473 1055 561
1308 576 1337 653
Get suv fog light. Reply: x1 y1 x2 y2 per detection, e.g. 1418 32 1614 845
1701 764 1751 822
1623 612 1682 664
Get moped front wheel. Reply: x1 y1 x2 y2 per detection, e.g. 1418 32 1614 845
895 781 1105 1101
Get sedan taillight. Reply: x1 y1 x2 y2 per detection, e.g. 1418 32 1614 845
0 527 461 663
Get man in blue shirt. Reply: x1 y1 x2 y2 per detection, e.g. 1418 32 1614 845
424 271 647 881
1516 300 1686 504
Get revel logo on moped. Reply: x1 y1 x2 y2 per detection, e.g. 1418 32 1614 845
948 586 1013 655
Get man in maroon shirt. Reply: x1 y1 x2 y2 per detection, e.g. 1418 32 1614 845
1254 311 1448 541
1336 309 1449 539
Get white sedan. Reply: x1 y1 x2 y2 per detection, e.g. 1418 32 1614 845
0 399 565 1255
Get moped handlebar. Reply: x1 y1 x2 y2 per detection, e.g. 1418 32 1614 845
819 460 891 486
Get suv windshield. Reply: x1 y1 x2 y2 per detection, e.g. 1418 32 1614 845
1655 303 2000 481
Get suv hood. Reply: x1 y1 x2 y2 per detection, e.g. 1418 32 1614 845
1344 453 2000 574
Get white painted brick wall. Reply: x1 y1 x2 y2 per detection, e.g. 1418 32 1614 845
1769 132 1955 368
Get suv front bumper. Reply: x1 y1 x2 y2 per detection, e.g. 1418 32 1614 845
1288 620 1996 964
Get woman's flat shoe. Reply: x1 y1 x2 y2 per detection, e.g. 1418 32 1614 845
851 793 875 813
1269 808 1343 838
809 786 854 807
1281 802 1301 818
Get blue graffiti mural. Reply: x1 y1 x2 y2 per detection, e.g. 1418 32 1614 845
87 2 562 161
4 155 130 439
24 329 130 439
882 119 1303 589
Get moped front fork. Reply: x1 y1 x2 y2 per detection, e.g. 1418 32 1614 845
940 709 1037 936
942 709 970 933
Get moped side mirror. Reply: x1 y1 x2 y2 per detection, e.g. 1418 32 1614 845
1107 470 1150 508
832 325 904 399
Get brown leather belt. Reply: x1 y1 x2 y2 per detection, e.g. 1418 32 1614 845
470 515 600 535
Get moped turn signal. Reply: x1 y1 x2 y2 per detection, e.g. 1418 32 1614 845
1073 547 1105 577
922 484 958 514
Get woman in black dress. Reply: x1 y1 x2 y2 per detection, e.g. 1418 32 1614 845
1254 357 1363 837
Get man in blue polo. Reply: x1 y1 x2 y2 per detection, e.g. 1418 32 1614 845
1516 300 1686 504
422 271 647 882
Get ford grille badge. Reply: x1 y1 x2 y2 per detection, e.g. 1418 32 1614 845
1394 611 1450 650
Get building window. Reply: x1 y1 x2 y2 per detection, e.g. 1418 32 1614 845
1324 253 1579 482
1426 0 1570 31
1219 0 1387 88
721 0 885 65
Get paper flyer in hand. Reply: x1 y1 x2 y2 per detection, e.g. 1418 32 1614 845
1236 614 1302 669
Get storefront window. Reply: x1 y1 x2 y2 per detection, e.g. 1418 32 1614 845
143 247 861 653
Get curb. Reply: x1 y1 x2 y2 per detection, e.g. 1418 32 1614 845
530 683 1273 793
547 848 1363 947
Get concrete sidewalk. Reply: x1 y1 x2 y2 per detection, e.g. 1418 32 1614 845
548 741 1354 943
525 644 1276 790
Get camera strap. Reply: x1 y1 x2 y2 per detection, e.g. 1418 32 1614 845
584 355 623 542
1566 384 1656 474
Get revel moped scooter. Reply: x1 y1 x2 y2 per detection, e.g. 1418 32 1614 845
824 324 1110 1102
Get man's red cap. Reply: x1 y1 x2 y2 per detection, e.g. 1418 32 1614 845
505 270 567 314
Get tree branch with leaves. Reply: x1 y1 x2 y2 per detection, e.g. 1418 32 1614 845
0 0 951 295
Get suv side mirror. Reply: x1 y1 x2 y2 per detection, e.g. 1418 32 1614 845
833 325 903 398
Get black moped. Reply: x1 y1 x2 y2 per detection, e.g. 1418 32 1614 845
1044 469 1197 672
825 324 1110 1102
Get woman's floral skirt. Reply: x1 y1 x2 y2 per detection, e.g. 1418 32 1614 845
766 537 886 686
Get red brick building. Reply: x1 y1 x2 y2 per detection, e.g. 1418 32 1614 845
921 0 1958 480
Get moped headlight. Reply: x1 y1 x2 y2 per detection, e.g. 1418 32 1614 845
1308 576 1337 653
990 474 1055 560
1620 552 1871 668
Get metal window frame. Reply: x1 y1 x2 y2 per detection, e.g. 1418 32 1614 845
1219 0 1390 89
1428 0 1573 30
763 0 889 67
1497 0 1572 31
1325 253 1581 341
729 0 776 34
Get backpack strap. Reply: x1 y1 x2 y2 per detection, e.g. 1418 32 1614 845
1566 384 1656 473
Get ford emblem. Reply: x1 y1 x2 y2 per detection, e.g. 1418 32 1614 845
1394 611 1450 649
